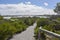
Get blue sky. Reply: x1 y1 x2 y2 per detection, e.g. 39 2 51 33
0 0 60 9
0 0 58 15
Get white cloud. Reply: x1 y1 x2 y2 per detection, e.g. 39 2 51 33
0 2 56 15
44 2 48 6
25 2 31 4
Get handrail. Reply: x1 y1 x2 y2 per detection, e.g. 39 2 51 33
39 27 60 38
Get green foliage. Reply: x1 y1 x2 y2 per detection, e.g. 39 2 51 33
34 27 39 39
0 16 3 20
0 17 36 40
56 18 60 21
0 22 17 40
34 18 50 40
54 2 60 13
34 18 60 40
40 32 46 40
24 17 36 26
36 18 50 27
43 24 55 31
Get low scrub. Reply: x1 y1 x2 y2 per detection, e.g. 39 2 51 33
34 18 60 40
0 16 36 40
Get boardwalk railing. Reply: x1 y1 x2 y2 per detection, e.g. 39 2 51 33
38 27 60 40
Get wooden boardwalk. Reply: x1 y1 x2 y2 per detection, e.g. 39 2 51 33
10 23 36 40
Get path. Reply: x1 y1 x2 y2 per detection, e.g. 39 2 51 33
10 23 36 40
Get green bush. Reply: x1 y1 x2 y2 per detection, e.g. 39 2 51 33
34 18 58 40
24 17 36 26
36 18 50 27
0 16 3 20
34 27 39 39
0 17 36 40
0 22 17 40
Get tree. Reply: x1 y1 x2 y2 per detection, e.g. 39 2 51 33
54 3 60 14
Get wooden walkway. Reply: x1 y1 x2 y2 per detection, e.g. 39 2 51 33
10 23 36 40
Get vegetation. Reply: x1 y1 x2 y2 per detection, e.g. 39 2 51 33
0 16 36 40
0 2 60 40
34 2 60 40
54 3 60 13
34 18 50 40
34 17 60 40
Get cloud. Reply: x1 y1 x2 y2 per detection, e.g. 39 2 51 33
44 2 48 6
25 2 31 4
0 2 56 15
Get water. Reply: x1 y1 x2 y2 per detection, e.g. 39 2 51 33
3 17 11 19
10 23 36 40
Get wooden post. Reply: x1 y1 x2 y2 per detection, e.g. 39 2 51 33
38 27 42 40
38 30 40 40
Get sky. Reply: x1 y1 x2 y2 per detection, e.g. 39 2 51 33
0 0 59 15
